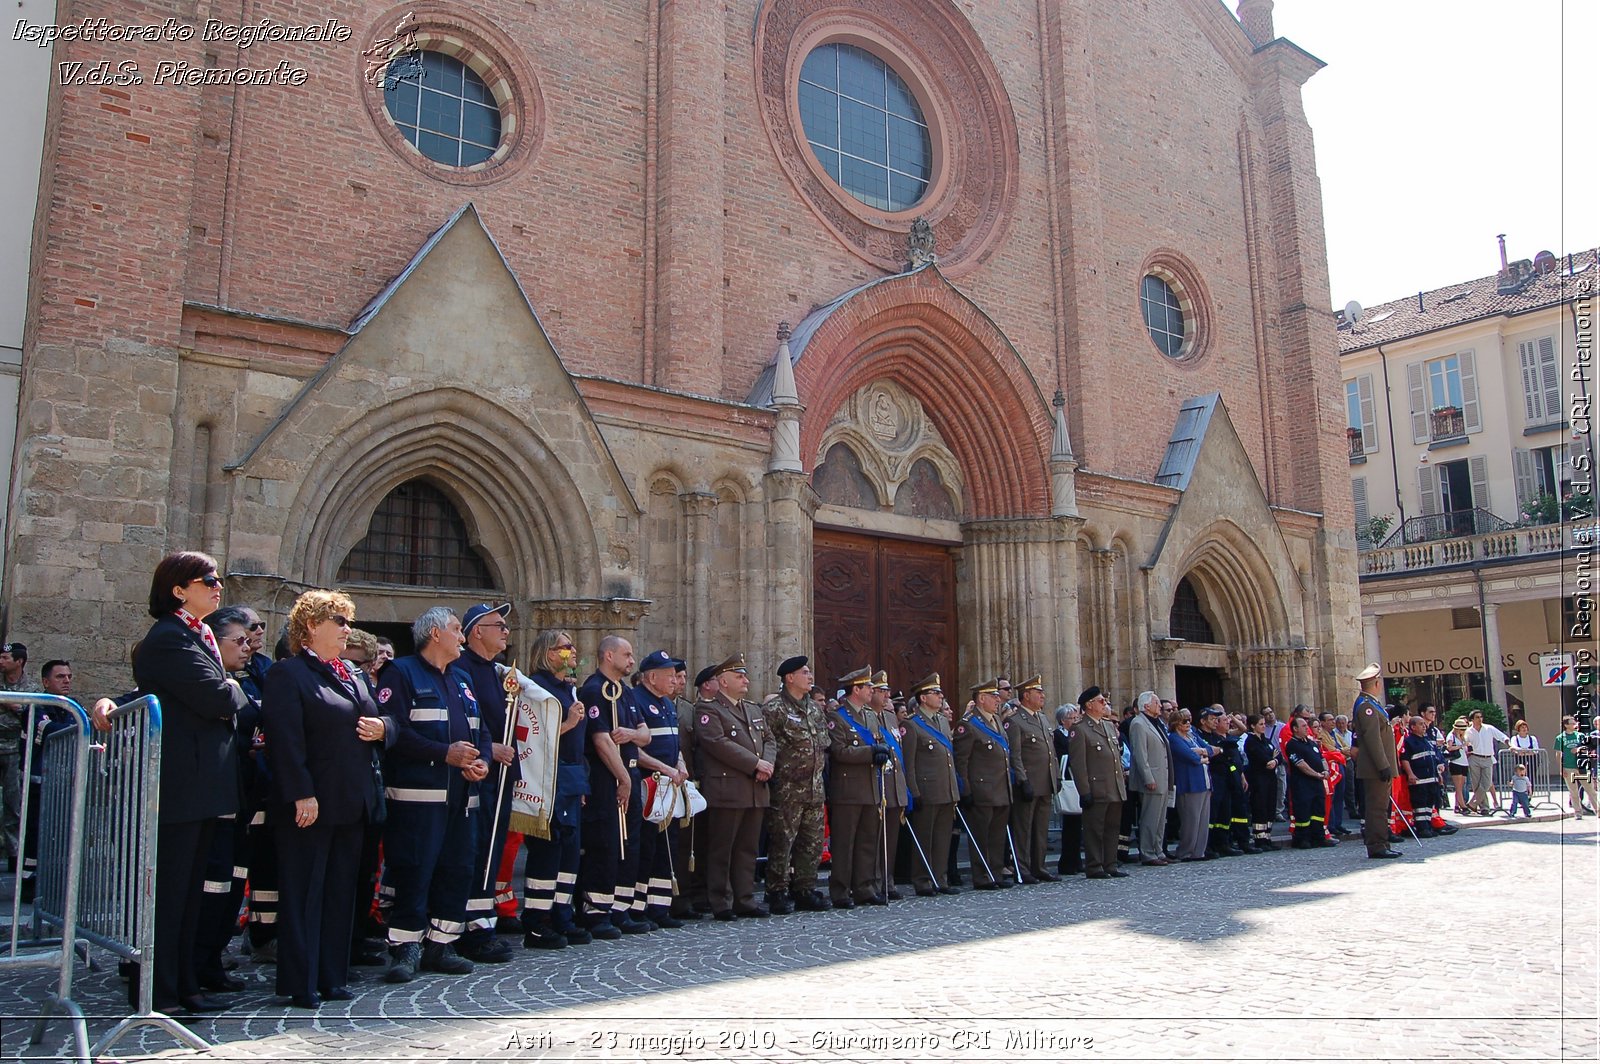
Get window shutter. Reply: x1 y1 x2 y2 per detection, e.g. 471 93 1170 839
1407 362 1428 443
1537 336 1561 426
1417 464 1440 516
1512 448 1536 508
1519 341 1545 422
1459 350 1481 432
1352 476 1370 528
1357 375 1378 452
1468 454 1490 515
1554 443 1571 489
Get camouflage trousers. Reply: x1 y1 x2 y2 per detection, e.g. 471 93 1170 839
764 799 824 895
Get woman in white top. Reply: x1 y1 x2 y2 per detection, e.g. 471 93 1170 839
1444 718 1471 813
1509 719 1540 750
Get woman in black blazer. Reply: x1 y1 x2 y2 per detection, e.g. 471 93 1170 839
260 590 389 1008
132 551 250 1014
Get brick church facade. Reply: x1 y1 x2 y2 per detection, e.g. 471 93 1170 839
7 0 1360 709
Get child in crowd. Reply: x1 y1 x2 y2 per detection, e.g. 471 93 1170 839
1507 762 1533 818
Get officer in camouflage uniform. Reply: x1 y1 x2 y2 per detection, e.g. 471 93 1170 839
762 656 830 914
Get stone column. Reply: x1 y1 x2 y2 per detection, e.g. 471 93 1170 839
681 493 719 673
1150 638 1183 704
1294 647 1316 708
1362 614 1382 669
1481 601 1503 707
764 471 816 665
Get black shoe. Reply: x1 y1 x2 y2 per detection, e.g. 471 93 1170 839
712 910 737 922
587 922 622 940
885 888 904 900
1368 850 1403 859
615 916 653 935
177 994 229 1013
1314 838 1338 848
1434 823 1459 835
420 942 474 975
458 937 515 964
1107 869 1130 878
199 972 247 993
523 928 569 950
792 890 832 912
765 894 795 915
861 894 888 907
833 896 857 909
994 879 1014 889
384 943 421 984
288 993 321 1010
319 987 353 1002
651 912 686 928
938 885 962 895
1037 871 1061 882
915 887 938 898
733 905 771 919
351 946 388 966
1018 873 1040 885
1084 872 1109 880
560 925 594 944
494 916 523 935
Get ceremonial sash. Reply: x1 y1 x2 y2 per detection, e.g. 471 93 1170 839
967 714 1009 752
880 720 911 813
910 714 954 756
501 666 561 840
837 705 878 749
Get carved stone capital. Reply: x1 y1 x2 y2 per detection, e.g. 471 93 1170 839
680 492 720 520
527 597 651 632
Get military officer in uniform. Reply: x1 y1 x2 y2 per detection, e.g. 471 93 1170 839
825 667 892 907
1069 686 1129 879
1352 663 1403 859
954 679 1017 889
670 665 714 919
870 670 910 899
694 654 776 919
762 656 830 914
902 673 960 895
1005 675 1060 883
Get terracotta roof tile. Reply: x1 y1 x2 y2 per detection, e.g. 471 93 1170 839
1336 247 1598 354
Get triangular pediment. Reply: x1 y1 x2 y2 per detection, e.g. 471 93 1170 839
230 204 637 514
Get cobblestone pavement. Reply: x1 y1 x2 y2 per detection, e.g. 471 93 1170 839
2 814 1595 1063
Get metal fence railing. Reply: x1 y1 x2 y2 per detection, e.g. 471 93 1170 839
1494 747 1561 814
2 693 92 1062
3 691 213 1062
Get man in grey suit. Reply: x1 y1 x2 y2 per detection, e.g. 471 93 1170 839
1127 691 1172 866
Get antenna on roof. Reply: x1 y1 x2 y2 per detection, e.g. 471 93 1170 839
1343 300 1363 329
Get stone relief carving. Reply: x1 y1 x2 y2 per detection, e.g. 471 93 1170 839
814 380 962 518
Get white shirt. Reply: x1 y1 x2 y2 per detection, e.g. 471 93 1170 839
1510 732 1539 750
1465 723 1508 756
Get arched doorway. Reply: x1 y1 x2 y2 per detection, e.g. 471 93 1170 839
1170 576 1225 710
335 477 504 653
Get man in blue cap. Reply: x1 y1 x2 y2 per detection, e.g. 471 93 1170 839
631 649 689 928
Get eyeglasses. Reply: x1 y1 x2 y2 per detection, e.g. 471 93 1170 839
192 574 223 588
330 614 352 628
227 634 251 647
555 643 576 652
478 622 509 632
346 656 371 667
247 622 266 631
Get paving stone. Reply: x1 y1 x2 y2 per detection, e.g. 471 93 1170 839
1 816 1594 1061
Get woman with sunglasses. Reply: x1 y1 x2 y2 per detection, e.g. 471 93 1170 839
133 551 252 1015
259 590 390 1008
1166 708 1212 862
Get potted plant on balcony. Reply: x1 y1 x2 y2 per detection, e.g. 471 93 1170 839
1564 487 1595 520
1518 492 1560 526
1357 513 1393 549
1346 426 1364 457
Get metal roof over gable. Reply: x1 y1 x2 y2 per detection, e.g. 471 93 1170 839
1155 392 1221 490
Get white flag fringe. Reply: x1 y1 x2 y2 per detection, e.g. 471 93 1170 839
497 665 560 840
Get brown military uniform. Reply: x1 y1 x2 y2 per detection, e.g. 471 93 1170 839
1069 715 1127 876
762 690 828 896
1006 706 1060 881
695 691 775 914
1352 691 1399 856
903 706 958 891
825 701 888 904
954 710 1018 887
876 708 910 895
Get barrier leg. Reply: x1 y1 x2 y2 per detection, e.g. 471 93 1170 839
29 994 89 1064
91 1010 215 1059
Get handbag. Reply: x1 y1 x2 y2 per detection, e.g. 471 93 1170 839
643 775 709 824
1054 754 1081 816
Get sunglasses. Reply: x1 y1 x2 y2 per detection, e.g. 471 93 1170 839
192 574 223 588
226 634 250 647
330 614 352 628
247 622 266 631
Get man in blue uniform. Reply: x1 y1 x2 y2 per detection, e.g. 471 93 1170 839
577 635 653 936
632 650 689 928
452 602 518 964
375 606 491 983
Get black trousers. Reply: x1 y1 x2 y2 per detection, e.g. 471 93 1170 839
195 814 248 979
274 819 364 999
579 779 641 923
1056 812 1082 874
154 818 215 1004
522 818 581 930
463 769 515 938
382 800 474 945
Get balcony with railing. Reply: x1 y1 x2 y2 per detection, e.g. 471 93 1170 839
1428 406 1465 443
1360 507 1597 576
1346 427 1365 461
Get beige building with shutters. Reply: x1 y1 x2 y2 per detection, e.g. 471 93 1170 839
1339 244 1597 743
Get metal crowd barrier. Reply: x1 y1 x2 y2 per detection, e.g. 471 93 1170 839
2 693 92 1063
1493 746 1560 813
